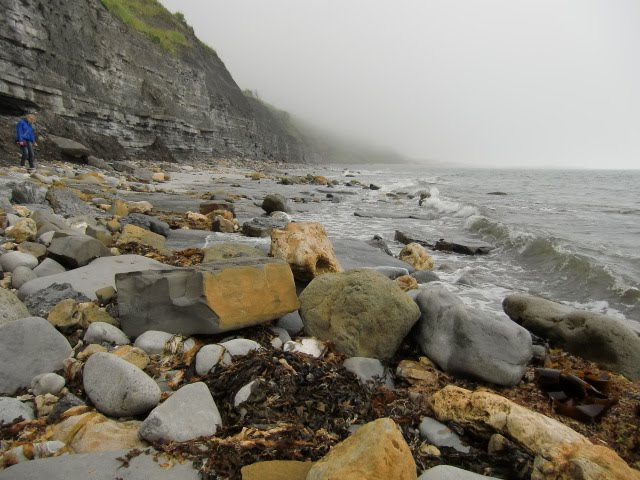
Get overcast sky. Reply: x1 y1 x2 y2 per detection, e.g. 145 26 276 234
160 0 640 168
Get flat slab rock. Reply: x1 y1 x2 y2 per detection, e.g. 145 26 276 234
0 449 200 480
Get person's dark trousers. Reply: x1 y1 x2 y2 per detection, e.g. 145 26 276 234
20 142 34 169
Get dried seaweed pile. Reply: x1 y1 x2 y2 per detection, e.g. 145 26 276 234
147 333 534 480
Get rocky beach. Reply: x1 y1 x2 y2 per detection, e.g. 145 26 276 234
0 155 638 480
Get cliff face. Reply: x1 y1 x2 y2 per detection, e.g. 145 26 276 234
0 0 308 162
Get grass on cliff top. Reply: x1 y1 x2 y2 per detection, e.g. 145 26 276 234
100 0 194 55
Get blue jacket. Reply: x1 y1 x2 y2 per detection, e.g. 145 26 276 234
16 119 35 143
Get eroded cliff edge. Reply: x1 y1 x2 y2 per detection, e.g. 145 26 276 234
0 0 311 162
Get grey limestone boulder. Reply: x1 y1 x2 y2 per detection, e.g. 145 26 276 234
0 449 200 480
11 266 38 289
83 352 160 417
0 317 72 394
18 255 168 300
0 251 38 272
0 288 30 326
47 234 111 268
415 285 532 386
12 181 47 205
117 257 299 337
139 382 222 443
31 373 66 396
503 293 640 380
46 187 102 218
0 397 35 425
33 258 66 278
300 269 420 362
84 322 130 346
242 216 289 237
48 135 91 158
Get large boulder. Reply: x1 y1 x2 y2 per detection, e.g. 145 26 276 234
117 257 299 337
46 188 102 218
18 255 168 300
83 353 160 417
431 386 640 480
0 317 72 394
306 418 416 480
0 284 32 326
261 193 290 214
503 293 640 380
270 222 342 282
0 251 39 272
47 234 112 268
139 382 221 442
0 449 200 480
11 181 47 204
300 269 420 361
48 135 91 158
415 285 532 386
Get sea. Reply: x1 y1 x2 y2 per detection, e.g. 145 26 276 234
285 165 640 326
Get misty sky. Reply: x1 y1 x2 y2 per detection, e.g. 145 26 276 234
160 0 640 169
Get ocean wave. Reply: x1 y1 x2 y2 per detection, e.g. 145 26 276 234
420 187 479 218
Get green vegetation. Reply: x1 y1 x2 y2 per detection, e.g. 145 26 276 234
100 0 192 55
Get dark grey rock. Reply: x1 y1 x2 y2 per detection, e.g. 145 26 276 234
394 230 433 247
242 216 289 237
503 293 640 380
414 285 532 386
11 181 47 204
83 352 160 417
434 238 494 255
0 449 200 480
47 234 111 268
0 317 72 395
87 156 111 170
112 161 136 174
47 393 85 424
48 135 91 158
366 235 393 256
21 283 90 318
139 382 222 442
120 213 171 237
261 193 290 214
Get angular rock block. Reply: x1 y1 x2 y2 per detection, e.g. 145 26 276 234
48 234 111 268
306 418 416 480
117 258 300 337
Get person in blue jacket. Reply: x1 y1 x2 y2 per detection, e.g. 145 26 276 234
15 114 37 170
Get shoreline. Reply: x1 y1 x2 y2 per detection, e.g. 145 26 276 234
0 157 638 479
